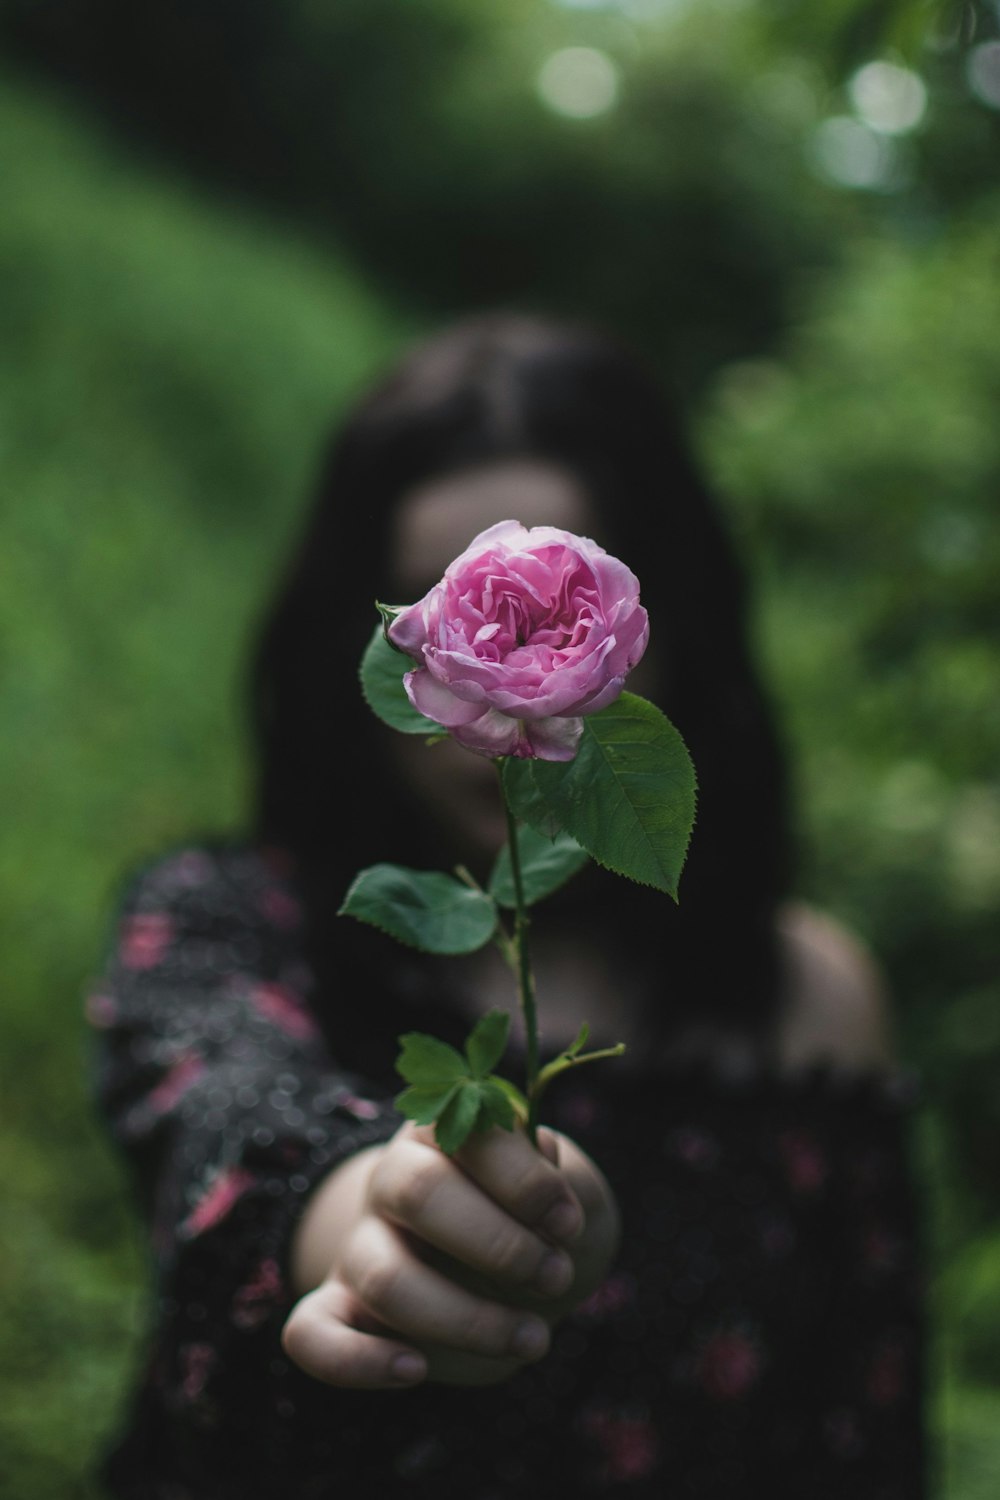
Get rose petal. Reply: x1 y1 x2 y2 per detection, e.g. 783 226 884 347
446 519 528 567
566 673 627 717
484 636 613 718
524 716 584 761
601 602 650 679
388 596 438 658
449 708 526 758
405 669 486 726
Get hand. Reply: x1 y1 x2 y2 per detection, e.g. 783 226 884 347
280 1119 619 1389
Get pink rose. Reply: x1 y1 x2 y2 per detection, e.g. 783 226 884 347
388 520 649 760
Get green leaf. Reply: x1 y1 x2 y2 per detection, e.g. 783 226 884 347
340 864 498 954
476 1078 517 1133
465 1009 510 1078
395 1031 467 1085
375 600 404 643
487 1074 529 1119
360 623 441 735
488 825 590 908
394 1081 461 1125
503 693 696 898
436 1082 482 1154
565 1022 590 1058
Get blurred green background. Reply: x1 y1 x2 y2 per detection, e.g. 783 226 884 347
1 1 997 1494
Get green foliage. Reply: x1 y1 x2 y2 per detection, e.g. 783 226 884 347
942 1232 1000 1387
359 624 440 735
698 202 1000 1486
760 0 959 68
488 826 590 909
395 1011 517 1153
0 0 839 394
533 1024 626 1103
464 1009 510 1078
701 215 1000 1202
504 694 697 898
339 864 498 954
395 1032 468 1085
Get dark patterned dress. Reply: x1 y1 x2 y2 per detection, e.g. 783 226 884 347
86 842 926 1499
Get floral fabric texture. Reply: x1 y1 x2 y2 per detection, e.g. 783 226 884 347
87 844 926 1499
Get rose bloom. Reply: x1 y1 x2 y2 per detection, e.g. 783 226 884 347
387 519 649 760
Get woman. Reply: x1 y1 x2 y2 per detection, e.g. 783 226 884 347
90 314 924 1497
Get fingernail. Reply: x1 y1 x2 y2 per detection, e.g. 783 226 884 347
533 1250 573 1297
510 1318 549 1361
391 1352 426 1384
542 1199 583 1244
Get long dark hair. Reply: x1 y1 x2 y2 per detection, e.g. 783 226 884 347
248 313 792 1065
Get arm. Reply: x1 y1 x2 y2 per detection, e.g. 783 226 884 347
282 1117 621 1388
775 902 896 1073
86 844 401 1436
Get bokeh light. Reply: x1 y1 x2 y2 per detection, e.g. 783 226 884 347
848 60 928 134
966 41 1000 109
537 47 620 118
809 116 902 190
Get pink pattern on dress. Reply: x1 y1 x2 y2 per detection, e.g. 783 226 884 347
146 1053 207 1116
584 1409 660 1482
695 1329 762 1401
340 1092 381 1121
257 845 296 877
576 1271 636 1321
231 1256 285 1330
181 1166 256 1238
85 992 117 1029
778 1130 828 1193
248 981 319 1040
120 912 175 970
179 1342 216 1402
257 886 303 930
866 1337 907 1406
669 1126 720 1170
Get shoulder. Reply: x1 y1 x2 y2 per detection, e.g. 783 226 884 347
774 901 895 1074
112 839 303 933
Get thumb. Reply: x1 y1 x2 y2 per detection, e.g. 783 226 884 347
536 1126 561 1168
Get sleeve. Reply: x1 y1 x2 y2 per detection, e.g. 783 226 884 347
84 842 401 1493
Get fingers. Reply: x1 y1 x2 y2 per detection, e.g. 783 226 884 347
536 1126 561 1168
281 1280 427 1390
369 1132 575 1298
282 1123 613 1391
449 1122 584 1244
340 1215 551 1362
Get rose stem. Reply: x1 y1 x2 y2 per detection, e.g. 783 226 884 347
498 764 540 1145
